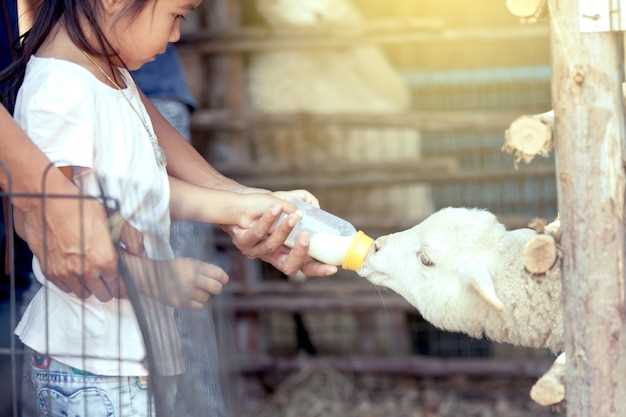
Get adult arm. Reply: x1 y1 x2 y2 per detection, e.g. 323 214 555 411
0 105 119 300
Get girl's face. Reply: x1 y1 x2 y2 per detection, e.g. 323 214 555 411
105 0 201 70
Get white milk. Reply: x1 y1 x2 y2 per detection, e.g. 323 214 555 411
308 233 354 266
277 198 373 269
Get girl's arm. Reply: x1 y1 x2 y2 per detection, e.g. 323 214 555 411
169 176 297 227
144 94 337 277
142 94 246 193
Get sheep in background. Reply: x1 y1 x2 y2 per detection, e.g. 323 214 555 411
249 0 433 223
254 0 362 29
251 0 411 113
358 207 565 405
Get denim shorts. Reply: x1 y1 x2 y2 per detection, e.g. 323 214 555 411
30 353 176 417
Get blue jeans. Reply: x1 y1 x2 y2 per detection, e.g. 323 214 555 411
150 98 191 140
30 353 176 417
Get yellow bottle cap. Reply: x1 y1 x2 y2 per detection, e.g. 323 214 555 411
342 231 375 271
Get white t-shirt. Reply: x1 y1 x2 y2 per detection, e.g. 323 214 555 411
13 56 180 376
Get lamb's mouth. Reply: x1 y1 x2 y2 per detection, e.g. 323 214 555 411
363 273 419 311
361 271 391 287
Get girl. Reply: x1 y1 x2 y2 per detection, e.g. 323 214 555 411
3 1 316 416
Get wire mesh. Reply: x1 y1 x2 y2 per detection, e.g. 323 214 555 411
0 162 235 417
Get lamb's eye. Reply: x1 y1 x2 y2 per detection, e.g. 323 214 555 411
418 252 434 267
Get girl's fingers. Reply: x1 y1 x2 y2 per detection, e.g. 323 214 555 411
234 209 281 250
274 190 319 208
188 300 206 310
191 288 211 305
277 199 297 214
199 263 229 285
295 190 319 207
266 195 297 214
247 212 301 258
192 264 229 296
197 278 223 295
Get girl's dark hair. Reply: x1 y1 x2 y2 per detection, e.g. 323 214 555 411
0 0 149 112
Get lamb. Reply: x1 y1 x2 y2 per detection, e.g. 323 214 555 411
358 207 565 404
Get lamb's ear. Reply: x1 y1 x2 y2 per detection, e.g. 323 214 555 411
459 264 504 311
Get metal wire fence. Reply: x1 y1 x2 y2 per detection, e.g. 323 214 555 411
0 163 235 417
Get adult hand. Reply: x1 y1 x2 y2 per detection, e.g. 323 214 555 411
17 197 119 301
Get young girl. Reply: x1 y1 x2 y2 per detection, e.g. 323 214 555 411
4 1 315 416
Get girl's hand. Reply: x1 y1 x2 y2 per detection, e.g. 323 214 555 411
225 187 336 277
170 258 229 309
124 255 229 310
273 189 320 208
236 193 298 229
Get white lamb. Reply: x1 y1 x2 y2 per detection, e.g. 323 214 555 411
358 207 565 404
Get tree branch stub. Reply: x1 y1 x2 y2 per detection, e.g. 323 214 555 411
506 0 548 23
523 234 558 275
530 353 566 406
503 110 554 165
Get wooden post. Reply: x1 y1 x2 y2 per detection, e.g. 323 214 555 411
203 0 250 167
548 1 626 416
204 0 244 111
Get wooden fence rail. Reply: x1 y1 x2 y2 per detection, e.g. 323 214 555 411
237 355 553 377
181 24 549 52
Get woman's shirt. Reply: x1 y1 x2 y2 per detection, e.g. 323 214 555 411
131 44 197 111
13 56 182 376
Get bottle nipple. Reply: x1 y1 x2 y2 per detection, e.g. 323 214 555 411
342 231 375 271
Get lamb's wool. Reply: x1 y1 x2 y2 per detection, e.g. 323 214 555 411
360 207 563 352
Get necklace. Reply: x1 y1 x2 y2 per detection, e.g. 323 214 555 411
79 50 167 168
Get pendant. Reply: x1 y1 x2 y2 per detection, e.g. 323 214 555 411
155 144 167 168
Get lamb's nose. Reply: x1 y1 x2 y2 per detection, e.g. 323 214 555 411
374 237 387 252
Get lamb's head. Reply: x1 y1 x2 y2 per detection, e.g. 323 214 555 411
255 0 362 28
359 208 508 331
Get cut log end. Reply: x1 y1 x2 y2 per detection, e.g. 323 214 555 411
530 376 565 406
530 353 566 407
503 115 553 165
523 234 557 274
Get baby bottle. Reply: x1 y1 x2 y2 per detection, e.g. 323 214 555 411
278 199 374 271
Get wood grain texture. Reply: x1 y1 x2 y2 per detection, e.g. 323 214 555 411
549 1 626 415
